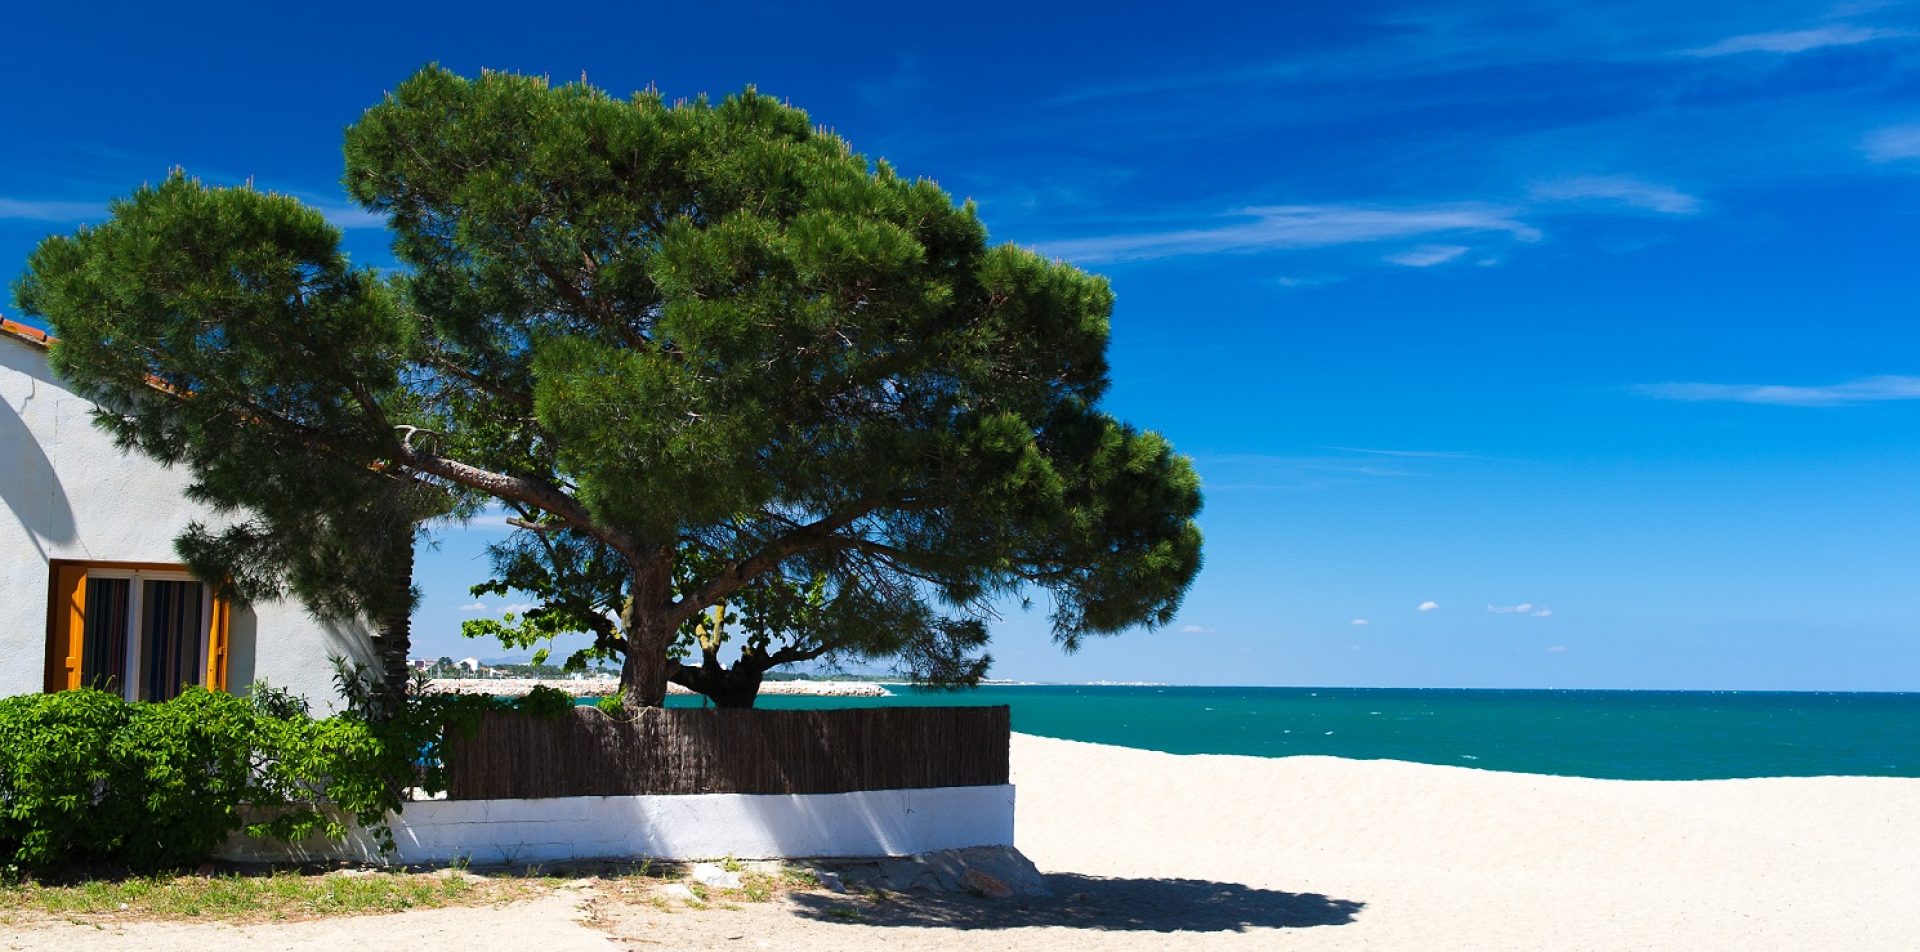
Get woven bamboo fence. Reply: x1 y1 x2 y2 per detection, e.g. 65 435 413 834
441 705 1011 800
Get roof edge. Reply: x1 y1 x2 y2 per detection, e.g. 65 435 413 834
1 317 54 350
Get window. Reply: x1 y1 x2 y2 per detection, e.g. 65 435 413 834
47 562 230 700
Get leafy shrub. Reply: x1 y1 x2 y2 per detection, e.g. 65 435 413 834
0 670 570 872
0 690 131 867
0 686 397 871
514 684 575 719
594 692 626 716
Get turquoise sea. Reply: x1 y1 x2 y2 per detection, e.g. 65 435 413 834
659 685 1920 780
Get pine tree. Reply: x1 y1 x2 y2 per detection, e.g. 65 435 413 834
16 66 1204 709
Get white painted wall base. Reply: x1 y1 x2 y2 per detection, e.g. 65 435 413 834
218 784 1016 865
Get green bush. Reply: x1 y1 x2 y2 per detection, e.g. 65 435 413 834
514 684 576 719
0 673 560 873
0 689 131 867
0 686 400 872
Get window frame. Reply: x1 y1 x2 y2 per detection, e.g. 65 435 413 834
45 560 231 699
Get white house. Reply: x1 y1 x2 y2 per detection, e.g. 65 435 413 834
1 317 377 712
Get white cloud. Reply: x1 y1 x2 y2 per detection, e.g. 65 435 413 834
1635 376 1920 406
1533 608 1554 617
458 601 488 612
1684 25 1910 57
500 602 535 615
1035 203 1541 263
1488 603 1535 614
310 203 388 229
1546 645 1570 653
1179 624 1215 634
1418 600 1439 612
1276 274 1345 289
1351 618 1370 626
0 198 102 222
1864 124 1920 162
1386 244 1469 267
1529 176 1701 215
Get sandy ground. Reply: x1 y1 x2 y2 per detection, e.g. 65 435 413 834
9 733 1920 951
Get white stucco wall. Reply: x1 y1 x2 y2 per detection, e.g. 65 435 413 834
218 784 1018 865
1 333 377 712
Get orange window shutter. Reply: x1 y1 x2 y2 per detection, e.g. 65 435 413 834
47 564 87 692
205 598 231 692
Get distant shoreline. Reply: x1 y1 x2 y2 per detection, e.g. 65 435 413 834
425 677 890 698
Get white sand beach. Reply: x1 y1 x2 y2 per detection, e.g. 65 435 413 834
9 733 1918 951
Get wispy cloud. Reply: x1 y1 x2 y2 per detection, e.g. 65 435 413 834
1546 645 1570 653
1489 603 1552 616
458 601 488 613
500 602 535 615
1276 274 1346 290
1386 244 1469 267
0 197 102 222
1179 624 1215 634
1529 176 1701 215
310 203 387 230
1033 203 1540 264
0 193 384 229
1636 376 1920 406
1325 446 1482 459
1684 25 1911 57
1863 124 1920 162
1351 618 1370 626
1418 600 1439 612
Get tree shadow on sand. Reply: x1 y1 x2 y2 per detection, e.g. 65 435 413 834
788 872 1363 933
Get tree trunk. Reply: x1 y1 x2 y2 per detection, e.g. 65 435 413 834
670 660 765 709
619 547 678 710
373 529 416 709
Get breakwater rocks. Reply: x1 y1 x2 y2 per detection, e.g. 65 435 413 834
425 678 892 698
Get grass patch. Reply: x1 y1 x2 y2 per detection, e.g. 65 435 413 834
0 869 547 922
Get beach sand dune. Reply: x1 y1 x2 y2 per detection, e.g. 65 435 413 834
8 733 1918 950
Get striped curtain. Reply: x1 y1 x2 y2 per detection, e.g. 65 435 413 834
81 577 130 692
141 580 205 702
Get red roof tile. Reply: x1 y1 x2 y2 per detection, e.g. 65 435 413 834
0 317 53 349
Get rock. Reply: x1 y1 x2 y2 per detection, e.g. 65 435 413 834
330 867 380 878
952 846 1052 897
690 862 743 889
875 856 938 892
962 868 1014 899
659 883 698 902
432 867 487 883
814 870 846 894
810 846 1052 898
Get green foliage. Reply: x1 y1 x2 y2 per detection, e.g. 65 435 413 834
0 675 542 872
513 685 576 719
0 690 129 867
0 689 387 870
17 65 1205 708
593 693 627 716
13 174 453 623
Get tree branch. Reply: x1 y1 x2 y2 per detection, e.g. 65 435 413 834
392 444 637 554
665 498 887 627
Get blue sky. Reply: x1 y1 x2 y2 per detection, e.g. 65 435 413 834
6 1 1919 689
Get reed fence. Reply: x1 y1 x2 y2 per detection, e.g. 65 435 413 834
441 704 1011 799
